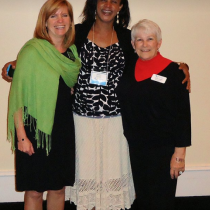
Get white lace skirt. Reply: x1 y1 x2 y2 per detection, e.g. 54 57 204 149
65 114 135 210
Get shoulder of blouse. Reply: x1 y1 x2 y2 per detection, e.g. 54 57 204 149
115 25 131 42
114 26 138 68
75 22 93 54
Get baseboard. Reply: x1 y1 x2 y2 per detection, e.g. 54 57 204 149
176 165 210 196
1 197 210 210
0 170 24 202
1 166 210 202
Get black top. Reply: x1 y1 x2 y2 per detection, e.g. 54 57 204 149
117 61 191 149
74 22 136 69
72 22 137 117
73 38 125 117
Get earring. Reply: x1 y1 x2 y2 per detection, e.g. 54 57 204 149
116 12 119 24
95 10 97 20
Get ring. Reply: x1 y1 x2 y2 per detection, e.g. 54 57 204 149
179 171 183 175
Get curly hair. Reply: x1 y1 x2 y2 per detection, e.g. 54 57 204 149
80 0 130 28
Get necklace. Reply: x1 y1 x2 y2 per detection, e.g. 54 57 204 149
92 23 114 72
66 48 75 62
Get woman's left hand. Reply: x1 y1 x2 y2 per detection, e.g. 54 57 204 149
170 147 186 179
179 63 191 92
18 136 35 156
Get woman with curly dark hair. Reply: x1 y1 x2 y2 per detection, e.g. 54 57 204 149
67 1 136 210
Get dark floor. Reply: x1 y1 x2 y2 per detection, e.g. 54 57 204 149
1 197 210 210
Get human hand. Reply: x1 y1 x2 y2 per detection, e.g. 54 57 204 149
17 137 35 156
1 60 16 82
178 63 191 92
170 148 186 179
71 87 74 95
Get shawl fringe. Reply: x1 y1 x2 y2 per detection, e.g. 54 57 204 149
8 107 51 155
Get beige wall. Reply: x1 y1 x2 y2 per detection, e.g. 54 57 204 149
129 1 210 168
0 0 210 194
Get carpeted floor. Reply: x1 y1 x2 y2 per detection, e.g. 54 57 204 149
1 197 210 210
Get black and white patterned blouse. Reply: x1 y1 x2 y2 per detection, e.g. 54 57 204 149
73 38 125 117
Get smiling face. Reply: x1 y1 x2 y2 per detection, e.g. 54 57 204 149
46 5 71 42
131 29 162 61
96 0 123 24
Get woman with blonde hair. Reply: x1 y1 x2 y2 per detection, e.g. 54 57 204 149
7 0 81 210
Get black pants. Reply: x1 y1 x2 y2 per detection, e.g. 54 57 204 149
129 145 177 210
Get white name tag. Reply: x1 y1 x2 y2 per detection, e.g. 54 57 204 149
89 70 108 86
151 74 167 84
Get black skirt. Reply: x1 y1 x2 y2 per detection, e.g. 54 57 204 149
15 77 75 192
129 145 177 210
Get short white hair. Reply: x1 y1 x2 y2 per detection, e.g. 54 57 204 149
131 19 162 42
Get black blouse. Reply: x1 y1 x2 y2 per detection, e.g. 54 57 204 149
117 62 191 149
73 38 125 117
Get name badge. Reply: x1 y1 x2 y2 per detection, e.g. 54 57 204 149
151 74 167 84
89 70 108 86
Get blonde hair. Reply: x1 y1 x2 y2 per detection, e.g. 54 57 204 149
34 0 75 48
131 19 162 42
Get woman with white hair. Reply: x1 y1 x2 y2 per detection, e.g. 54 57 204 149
117 19 191 210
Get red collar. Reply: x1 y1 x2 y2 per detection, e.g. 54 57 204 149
135 52 172 81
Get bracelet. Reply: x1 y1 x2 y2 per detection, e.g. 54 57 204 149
17 138 24 142
176 157 185 163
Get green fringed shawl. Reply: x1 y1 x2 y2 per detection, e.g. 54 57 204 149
7 38 81 155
